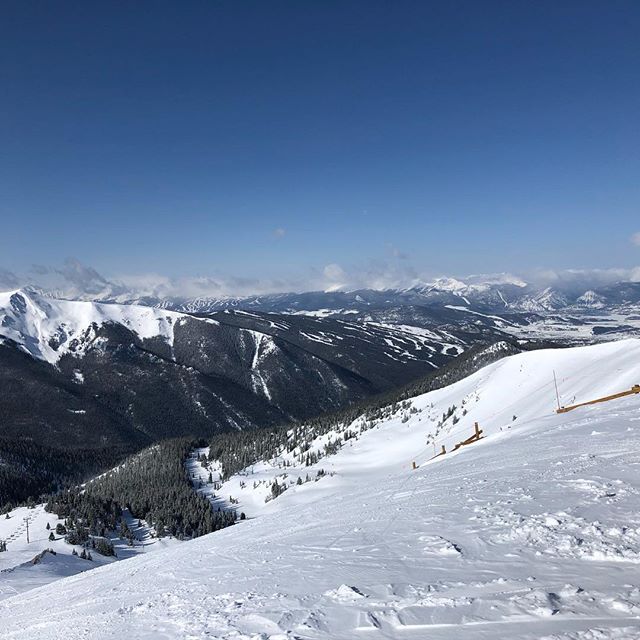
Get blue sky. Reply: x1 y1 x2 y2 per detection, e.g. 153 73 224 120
1 1 639 290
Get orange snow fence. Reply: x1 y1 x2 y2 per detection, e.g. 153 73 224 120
452 422 483 452
430 423 484 461
556 385 640 414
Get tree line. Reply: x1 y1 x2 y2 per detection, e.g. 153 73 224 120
45 439 237 542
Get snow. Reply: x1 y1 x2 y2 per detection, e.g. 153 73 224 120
359 322 465 359
577 291 606 309
300 331 340 346
502 310 640 344
446 304 519 327
520 287 570 311
0 504 172 602
247 330 277 401
0 289 183 364
426 277 469 292
408 274 527 296
287 309 360 317
3 340 640 638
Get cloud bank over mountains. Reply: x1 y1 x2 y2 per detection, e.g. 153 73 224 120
1 257 640 301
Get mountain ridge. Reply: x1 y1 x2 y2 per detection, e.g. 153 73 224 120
6 266 640 315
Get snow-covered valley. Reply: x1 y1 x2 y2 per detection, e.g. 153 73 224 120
3 340 640 638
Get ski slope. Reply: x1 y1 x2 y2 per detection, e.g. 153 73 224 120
0 504 175 602
3 340 640 639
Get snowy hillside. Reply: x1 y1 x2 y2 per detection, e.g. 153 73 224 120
0 289 181 364
3 340 640 638
196 339 640 519
0 504 173 601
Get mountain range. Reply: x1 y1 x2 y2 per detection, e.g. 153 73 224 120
158 278 640 314
2 271 640 508
0 288 507 506
6 261 640 314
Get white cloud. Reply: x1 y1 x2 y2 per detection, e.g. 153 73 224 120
3 258 640 300
0 268 19 289
323 263 345 281
111 264 640 296
386 243 409 260
322 264 346 291
526 266 640 287
273 228 286 238
631 232 640 247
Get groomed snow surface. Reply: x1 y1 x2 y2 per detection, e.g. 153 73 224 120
3 340 640 639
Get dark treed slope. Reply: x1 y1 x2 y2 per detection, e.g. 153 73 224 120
205 309 502 387
45 439 235 542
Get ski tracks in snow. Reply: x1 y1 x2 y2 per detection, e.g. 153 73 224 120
4 365 640 638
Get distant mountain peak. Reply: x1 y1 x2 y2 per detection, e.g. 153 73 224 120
576 290 606 308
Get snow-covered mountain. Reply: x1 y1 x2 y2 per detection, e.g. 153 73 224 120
3 284 640 509
575 289 607 309
0 289 481 383
0 289 179 364
7 282 640 357
3 339 640 638
130 280 640 317
1 288 501 507
511 286 570 312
